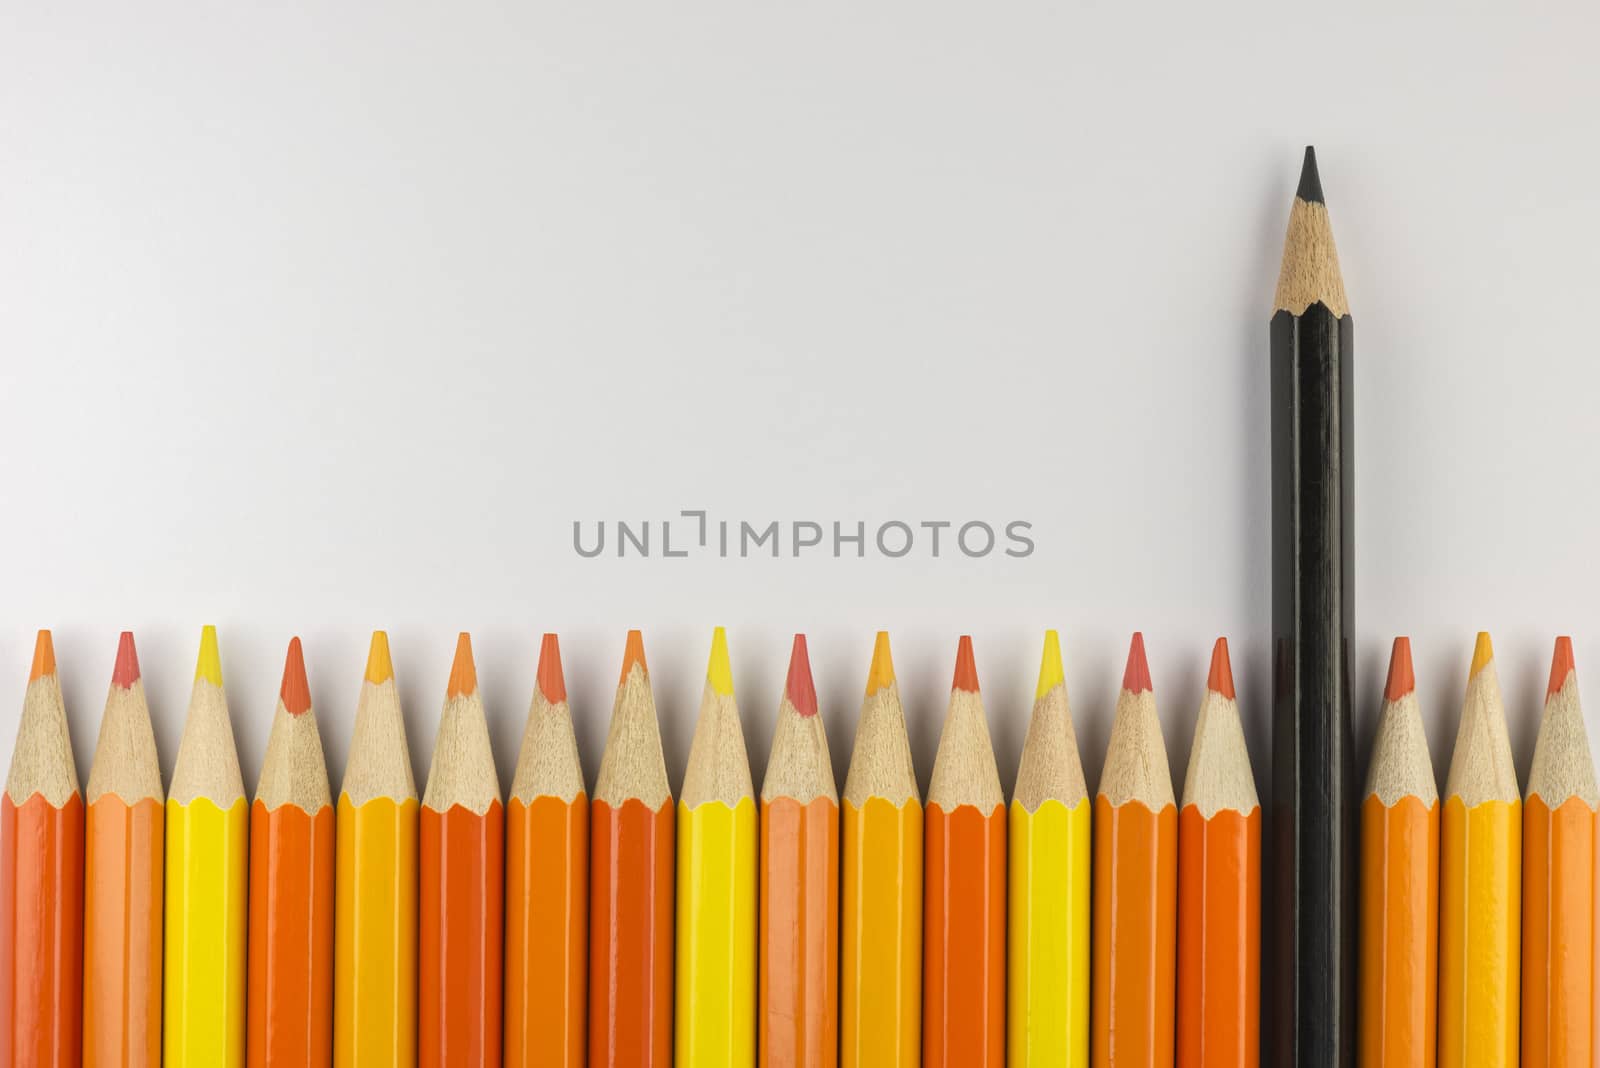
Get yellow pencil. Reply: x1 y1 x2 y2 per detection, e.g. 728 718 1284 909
334 631 419 1068
1440 632 1521 1068
675 627 757 1066
164 626 248 1068
1008 630 1090 1067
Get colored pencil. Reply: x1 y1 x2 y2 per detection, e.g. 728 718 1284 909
506 633 588 1068
335 632 419 1068
760 634 840 1067
248 637 335 1068
923 635 1005 1068
1093 632 1177 1068
1358 637 1438 1068
840 632 921 1068
1522 636 1598 1067
83 631 164 1068
420 633 504 1068
1439 632 1521 1068
589 630 674 1067
1176 638 1260 1068
676 627 757 1066
1008 629 1089 1067
165 626 249 1068
1264 145 1357 1067
1 631 83 1066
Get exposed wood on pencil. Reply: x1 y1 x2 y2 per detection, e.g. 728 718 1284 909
1274 147 1348 317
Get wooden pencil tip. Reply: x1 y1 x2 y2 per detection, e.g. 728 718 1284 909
706 627 735 697
1384 636 1416 700
1206 637 1235 699
1035 630 1065 700
865 631 895 695
112 631 141 688
785 634 818 717
536 633 567 704
364 631 394 684
951 635 980 693
1122 632 1152 693
1469 631 1495 679
194 625 223 686
29 629 56 682
619 629 648 686
1296 146 1324 204
1548 636 1576 698
280 637 312 716
447 632 477 698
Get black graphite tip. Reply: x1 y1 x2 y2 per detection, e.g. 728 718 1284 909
1296 146 1325 204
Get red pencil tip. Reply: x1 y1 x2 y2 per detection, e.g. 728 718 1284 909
447 632 477 698
112 631 141 688
785 634 818 717
537 633 567 704
1122 632 1152 693
1207 637 1235 699
29 630 56 682
1384 637 1415 701
619 630 648 686
280 637 312 716
951 635 980 693
1548 636 1576 699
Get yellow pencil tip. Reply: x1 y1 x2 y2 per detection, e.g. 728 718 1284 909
706 626 735 696
194 625 223 686
1470 631 1494 678
365 631 394 684
865 631 896 695
1035 629 1064 700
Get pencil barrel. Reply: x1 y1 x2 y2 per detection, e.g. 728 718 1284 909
334 795 418 1068
1357 794 1438 1068
1521 795 1596 1068
164 797 248 1068
1092 796 1177 1068
1176 805 1261 1068
504 794 588 1068
1007 798 1090 1068
676 797 757 1066
840 797 922 1068
923 802 1005 1068
588 798 674 1067
759 796 839 1067
247 800 335 1068
84 795 164 1068
419 802 504 1068
1439 797 1521 1068
0 793 83 1068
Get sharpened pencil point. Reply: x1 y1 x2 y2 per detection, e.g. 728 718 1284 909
29 630 56 682
364 631 394 684
112 631 141 688
706 627 735 697
280 637 312 716
1548 636 1576 698
951 635 980 693
536 633 566 704
1384 637 1416 701
865 631 896 695
1122 632 1152 693
447 633 477 698
195 625 223 686
1207 637 1235 700
1036 630 1065 700
1470 631 1495 679
1296 146 1324 204
619 630 648 686
785 634 818 717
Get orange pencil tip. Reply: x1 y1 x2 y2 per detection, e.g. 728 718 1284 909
1384 637 1415 701
537 633 567 704
865 630 896 695
619 629 648 686
785 634 819 717
951 635 980 693
1548 636 1576 698
1207 637 1235 699
29 630 56 682
280 637 312 716
364 630 394 684
1469 631 1494 678
447 632 477 698
112 631 141 688
1122 632 1152 693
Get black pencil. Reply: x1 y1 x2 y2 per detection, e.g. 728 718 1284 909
1263 146 1356 1068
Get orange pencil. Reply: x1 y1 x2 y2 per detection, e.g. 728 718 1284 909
923 635 1006 1068
1176 638 1260 1068
248 638 335 1068
760 635 840 1066
1523 637 1598 1067
505 634 588 1068
83 632 164 1068
1358 637 1439 1068
1093 632 1177 1068
420 634 504 1067
1 631 83 1066
589 631 674 1067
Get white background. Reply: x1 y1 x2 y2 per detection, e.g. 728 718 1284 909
3 4 1596 802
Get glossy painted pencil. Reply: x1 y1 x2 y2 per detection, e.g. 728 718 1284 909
589 630 674 1067
420 633 504 1068
83 631 164 1068
1093 632 1177 1068
760 635 839 1067
1265 146 1357 1068
165 627 248 1068
1176 638 1260 1068
248 638 335 1068
1522 637 1598 1068
335 632 418 1068
1358 637 1438 1068
1 631 83 1066
840 632 921 1068
1439 632 1521 1068
923 635 1005 1068
676 627 757 1066
505 633 588 1068
1008 630 1089 1068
